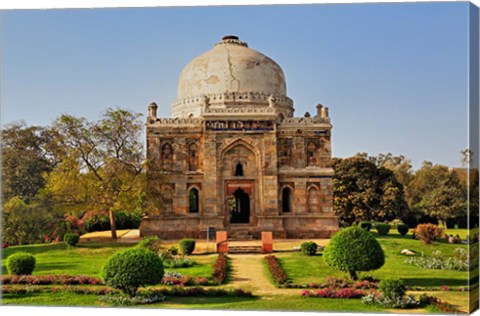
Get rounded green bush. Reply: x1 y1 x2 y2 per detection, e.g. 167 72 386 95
376 224 391 236
63 233 80 246
179 239 196 255
300 242 318 256
397 224 409 236
378 278 406 300
137 236 163 253
102 248 164 297
6 252 36 275
360 221 372 231
323 226 385 280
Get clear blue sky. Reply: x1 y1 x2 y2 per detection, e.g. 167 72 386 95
1 2 470 169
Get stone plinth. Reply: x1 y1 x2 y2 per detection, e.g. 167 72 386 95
261 231 273 253
216 231 228 253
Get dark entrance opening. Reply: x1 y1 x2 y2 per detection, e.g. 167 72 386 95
282 187 292 212
229 188 250 224
235 163 244 176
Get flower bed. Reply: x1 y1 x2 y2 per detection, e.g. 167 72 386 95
212 253 229 284
301 288 364 299
281 276 378 290
162 271 209 286
405 248 470 271
1 284 253 298
264 255 289 285
1 275 103 285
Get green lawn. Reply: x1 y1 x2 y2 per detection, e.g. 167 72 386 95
278 233 470 287
1 232 475 313
1 292 385 312
1 242 215 278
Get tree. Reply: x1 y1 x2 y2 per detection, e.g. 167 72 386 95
1 122 60 202
323 226 385 280
46 108 144 239
332 157 408 225
406 163 466 226
2 197 56 245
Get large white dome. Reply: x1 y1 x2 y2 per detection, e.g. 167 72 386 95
171 36 293 118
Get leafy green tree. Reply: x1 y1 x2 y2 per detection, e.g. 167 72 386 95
332 157 408 225
45 108 145 239
406 163 466 226
2 197 56 245
1 122 61 202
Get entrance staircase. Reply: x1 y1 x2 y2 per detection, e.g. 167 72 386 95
227 245 263 254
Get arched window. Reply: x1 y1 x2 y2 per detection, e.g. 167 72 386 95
189 188 199 213
162 143 173 170
188 143 198 171
282 187 292 212
307 186 319 213
235 163 244 176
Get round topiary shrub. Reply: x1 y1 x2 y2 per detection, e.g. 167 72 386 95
63 233 80 247
360 221 372 231
179 239 196 255
6 252 36 275
378 278 406 300
397 224 409 236
136 236 163 253
376 224 391 236
300 242 318 256
323 226 385 280
102 248 164 297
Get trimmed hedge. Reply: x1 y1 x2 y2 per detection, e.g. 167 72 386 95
360 222 372 231
378 278 406 300
397 224 409 236
376 224 391 236
300 242 318 256
63 233 80 247
179 239 196 255
323 226 385 280
6 252 36 275
102 248 164 297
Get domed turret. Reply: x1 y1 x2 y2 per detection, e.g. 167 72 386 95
171 36 293 118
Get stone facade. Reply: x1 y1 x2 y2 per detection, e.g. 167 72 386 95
140 36 339 240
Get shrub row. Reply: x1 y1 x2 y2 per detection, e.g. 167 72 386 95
212 253 229 284
301 288 365 299
1 274 103 285
1 285 253 298
264 255 289 285
358 222 409 236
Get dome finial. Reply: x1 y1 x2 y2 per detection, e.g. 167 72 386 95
222 35 239 41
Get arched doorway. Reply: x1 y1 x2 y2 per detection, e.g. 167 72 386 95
229 188 250 224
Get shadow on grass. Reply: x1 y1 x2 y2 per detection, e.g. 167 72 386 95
165 295 259 305
35 262 79 271
403 277 468 287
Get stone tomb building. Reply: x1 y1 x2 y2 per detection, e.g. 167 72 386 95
140 36 339 239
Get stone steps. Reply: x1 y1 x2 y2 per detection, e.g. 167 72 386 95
228 245 263 254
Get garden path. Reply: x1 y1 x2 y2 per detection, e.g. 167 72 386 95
227 254 298 296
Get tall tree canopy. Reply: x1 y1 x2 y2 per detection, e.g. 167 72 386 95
406 162 466 226
44 108 145 239
2 122 61 202
332 156 408 225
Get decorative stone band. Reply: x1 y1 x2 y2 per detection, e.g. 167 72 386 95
171 91 294 118
280 117 331 125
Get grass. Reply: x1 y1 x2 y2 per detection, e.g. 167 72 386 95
1 242 214 278
278 232 470 287
1 292 385 312
1 230 475 313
